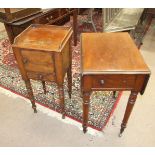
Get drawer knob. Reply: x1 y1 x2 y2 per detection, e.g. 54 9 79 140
100 80 105 85
23 58 28 64
66 8 69 10
38 74 43 79
46 16 53 21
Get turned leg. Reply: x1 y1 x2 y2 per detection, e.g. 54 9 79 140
119 91 138 137
67 67 72 99
82 92 90 133
113 91 117 98
25 80 37 113
58 85 65 119
42 81 47 94
52 92 55 102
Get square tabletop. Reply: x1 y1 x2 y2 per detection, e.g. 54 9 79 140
81 33 150 74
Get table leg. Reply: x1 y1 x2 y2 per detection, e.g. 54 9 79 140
83 92 90 133
4 23 14 44
51 92 55 103
113 91 117 98
58 85 65 119
119 91 138 137
42 81 47 94
73 9 78 46
67 67 72 99
25 79 37 113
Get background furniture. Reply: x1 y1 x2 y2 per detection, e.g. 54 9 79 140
0 8 78 46
12 24 73 118
0 8 41 23
81 33 150 136
102 8 150 47
145 8 155 17
79 9 97 32
102 8 122 31
0 8 42 43
102 8 143 32
34 8 78 46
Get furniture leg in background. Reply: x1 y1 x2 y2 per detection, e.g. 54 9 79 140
73 9 78 46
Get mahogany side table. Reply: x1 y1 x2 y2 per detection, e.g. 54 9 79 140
81 33 150 136
12 24 73 118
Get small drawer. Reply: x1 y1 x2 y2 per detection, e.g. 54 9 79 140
45 9 59 22
92 75 136 89
27 72 55 81
36 9 59 24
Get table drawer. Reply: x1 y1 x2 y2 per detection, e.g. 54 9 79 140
45 9 59 22
27 72 55 81
92 75 136 89
35 9 59 24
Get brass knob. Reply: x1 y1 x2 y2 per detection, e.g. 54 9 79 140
38 74 43 80
46 17 49 21
46 16 53 21
100 80 104 85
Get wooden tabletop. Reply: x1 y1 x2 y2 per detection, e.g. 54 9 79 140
81 33 150 74
13 24 73 52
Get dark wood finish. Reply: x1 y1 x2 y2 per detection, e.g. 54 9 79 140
1 9 43 44
12 24 73 118
81 33 150 136
113 91 117 98
72 9 78 46
33 9 68 25
0 8 41 23
145 8 155 16
42 81 47 94
34 9 78 46
0 8 78 46
67 39 72 99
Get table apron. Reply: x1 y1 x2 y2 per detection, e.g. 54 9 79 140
81 74 148 94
